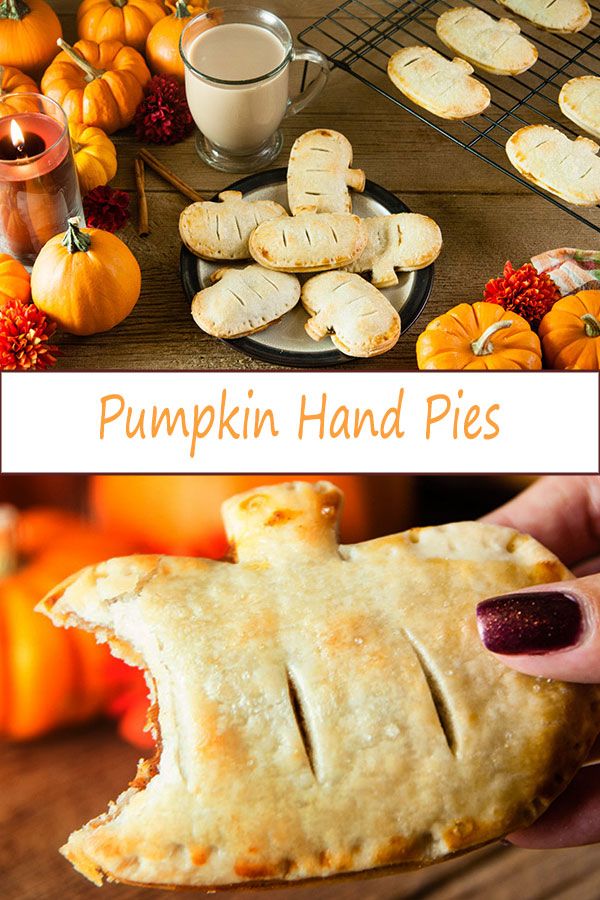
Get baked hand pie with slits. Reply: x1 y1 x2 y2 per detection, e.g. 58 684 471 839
191 265 301 338
506 124 600 206
249 212 367 273
346 213 442 288
559 76 600 140
387 46 491 119
496 0 591 33
436 8 538 76
179 191 287 261
39 481 600 891
302 271 401 356
287 128 366 214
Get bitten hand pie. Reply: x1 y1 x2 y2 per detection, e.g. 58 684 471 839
191 265 301 338
506 124 600 207
559 76 600 140
179 191 287 260
287 129 366 214
302 272 400 356
39 481 600 890
346 213 442 288
436 8 538 76
496 0 591 33
387 46 491 119
249 212 367 272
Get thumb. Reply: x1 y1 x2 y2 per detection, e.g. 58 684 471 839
476 574 600 683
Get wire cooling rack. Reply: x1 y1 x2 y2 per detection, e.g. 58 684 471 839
299 0 600 233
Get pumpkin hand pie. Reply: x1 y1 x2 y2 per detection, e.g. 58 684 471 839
287 128 366 214
179 191 288 261
39 481 600 890
249 211 367 273
346 213 442 288
387 46 491 119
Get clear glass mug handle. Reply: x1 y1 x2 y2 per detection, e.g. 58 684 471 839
287 47 331 117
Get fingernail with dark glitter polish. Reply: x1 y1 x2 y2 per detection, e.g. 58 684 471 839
476 591 584 655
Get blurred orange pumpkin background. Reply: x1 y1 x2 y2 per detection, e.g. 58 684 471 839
0 474 529 749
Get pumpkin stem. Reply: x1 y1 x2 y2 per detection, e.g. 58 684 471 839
582 312 600 337
62 217 92 254
0 505 19 577
471 319 513 356
174 0 192 17
57 38 104 83
112 0 128 6
0 0 30 21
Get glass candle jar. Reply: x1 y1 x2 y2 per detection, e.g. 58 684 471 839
0 93 84 266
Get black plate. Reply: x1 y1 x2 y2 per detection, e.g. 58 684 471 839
180 167 434 368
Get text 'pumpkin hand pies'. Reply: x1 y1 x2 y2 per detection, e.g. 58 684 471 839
38 481 600 890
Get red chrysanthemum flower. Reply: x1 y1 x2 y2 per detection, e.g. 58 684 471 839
484 260 560 330
134 74 194 145
83 185 131 233
0 299 60 371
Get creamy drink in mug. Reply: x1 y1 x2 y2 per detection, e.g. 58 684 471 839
180 5 330 172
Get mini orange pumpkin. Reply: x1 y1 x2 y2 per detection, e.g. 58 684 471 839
41 38 150 133
0 0 62 75
416 301 542 370
69 121 117 194
30 217 141 335
77 0 166 53
0 252 30 307
0 64 38 116
539 290 600 370
146 0 209 80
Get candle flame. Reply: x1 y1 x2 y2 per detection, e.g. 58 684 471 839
10 119 25 150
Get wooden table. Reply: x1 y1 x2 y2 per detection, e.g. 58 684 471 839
3 723 600 900
52 0 598 372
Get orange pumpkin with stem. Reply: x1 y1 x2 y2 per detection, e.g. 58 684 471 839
0 64 38 116
69 121 117 194
31 217 141 335
77 0 166 54
539 290 600 370
0 252 30 307
41 38 150 133
0 504 134 740
0 0 62 75
146 0 209 80
416 301 542 370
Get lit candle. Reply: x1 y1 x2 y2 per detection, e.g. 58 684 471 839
0 93 84 266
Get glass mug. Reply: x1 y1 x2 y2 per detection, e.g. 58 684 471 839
180 5 330 172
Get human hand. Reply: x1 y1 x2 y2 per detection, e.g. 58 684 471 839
478 475 600 849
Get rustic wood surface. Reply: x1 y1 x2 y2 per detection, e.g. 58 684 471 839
3 723 600 900
49 0 598 371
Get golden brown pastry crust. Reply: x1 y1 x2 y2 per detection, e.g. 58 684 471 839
38 482 600 891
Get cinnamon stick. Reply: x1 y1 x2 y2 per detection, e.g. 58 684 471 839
134 156 151 237
137 149 206 203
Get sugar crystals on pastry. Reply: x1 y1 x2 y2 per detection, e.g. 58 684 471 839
559 76 600 141
39 481 600 890
496 0 591 33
